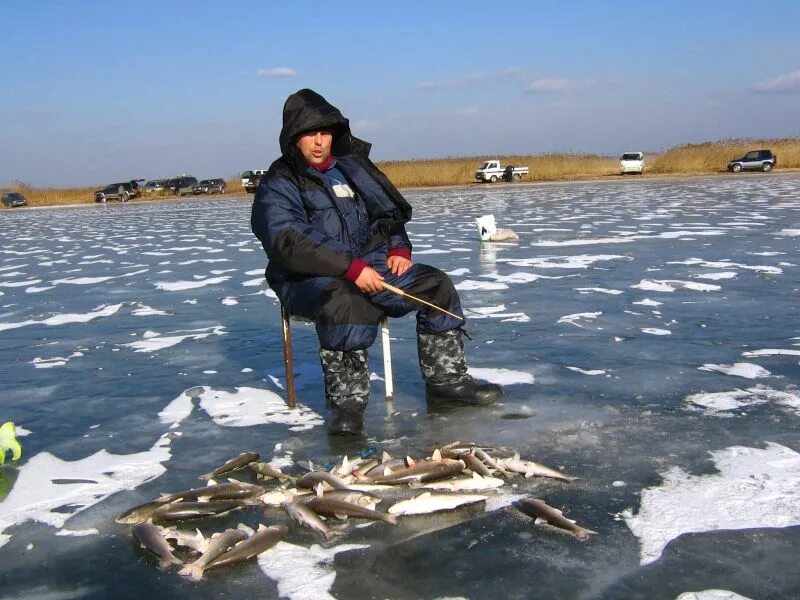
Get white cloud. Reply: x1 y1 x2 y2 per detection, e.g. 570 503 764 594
257 67 297 78
750 70 800 94
525 77 595 94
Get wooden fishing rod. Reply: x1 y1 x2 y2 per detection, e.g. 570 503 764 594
380 282 464 321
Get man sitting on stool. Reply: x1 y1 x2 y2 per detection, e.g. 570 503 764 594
251 88 502 435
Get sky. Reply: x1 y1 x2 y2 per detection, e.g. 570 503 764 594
2 0 800 187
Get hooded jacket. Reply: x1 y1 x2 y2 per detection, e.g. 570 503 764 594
251 89 413 287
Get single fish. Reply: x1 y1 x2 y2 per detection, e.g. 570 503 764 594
206 524 288 570
132 522 183 570
0 421 22 465
414 472 505 491
513 498 597 540
149 500 245 522
116 500 171 524
305 496 399 525
248 461 295 481
158 481 265 503
501 454 577 482
296 471 351 490
365 459 465 485
199 452 260 480
388 492 487 516
283 499 343 541
458 449 495 477
178 528 248 581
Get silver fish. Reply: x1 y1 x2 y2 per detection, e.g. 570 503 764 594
132 522 183 570
206 524 288 570
305 496 398 525
513 498 597 540
365 459 465 485
501 454 577 482
283 499 343 541
296 471 351 490
199 451 260 480
150 500 245 522
158 481 265 503
116 500 170 524
178 528 248 581
248 461 295 481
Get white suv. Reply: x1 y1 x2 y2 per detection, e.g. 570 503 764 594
620 152 644 175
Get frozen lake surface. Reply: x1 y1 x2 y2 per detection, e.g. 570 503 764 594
1 175 799 599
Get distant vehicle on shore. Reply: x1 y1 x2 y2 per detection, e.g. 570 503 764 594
143 179 169 194
241 169 268 193
1 192 28 207
475 160 529 183
620 152 645 175
95 182 139 203
192 178 226 195
167 176 198 196
727 149 776 173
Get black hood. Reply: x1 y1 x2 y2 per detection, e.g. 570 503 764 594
280 89 366 172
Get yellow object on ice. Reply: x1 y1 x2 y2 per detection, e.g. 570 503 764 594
0 421 22 464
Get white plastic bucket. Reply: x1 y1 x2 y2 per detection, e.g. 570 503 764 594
475 214 497 241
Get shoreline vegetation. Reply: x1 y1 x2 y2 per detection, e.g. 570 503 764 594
3 138 799 208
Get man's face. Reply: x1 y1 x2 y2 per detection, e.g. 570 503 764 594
296 129 333 165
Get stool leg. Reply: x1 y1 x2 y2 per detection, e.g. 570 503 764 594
281 306 296 408
381 317 393 401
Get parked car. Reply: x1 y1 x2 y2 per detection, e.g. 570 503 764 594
143 179 169 194
727 149 777 173
475 160 529 183
166 176 198 196
192 178 226 195
241 169 268 193
620 152 645 175
94 182 138 203
1 192 28 207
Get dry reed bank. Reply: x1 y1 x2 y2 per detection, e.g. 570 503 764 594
3 138 799 208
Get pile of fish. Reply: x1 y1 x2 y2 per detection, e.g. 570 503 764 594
116 441 596 580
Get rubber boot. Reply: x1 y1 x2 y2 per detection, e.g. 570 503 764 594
320 349 370 435
417 330 502 406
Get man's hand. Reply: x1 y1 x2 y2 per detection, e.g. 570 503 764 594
387 255 412 276
354 266 385 294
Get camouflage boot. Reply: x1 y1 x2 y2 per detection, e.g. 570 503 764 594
319 349 370 435
417 330 502 406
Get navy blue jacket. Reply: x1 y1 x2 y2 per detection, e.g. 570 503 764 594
251 89 412 287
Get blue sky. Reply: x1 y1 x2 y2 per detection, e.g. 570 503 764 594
2 1 799 187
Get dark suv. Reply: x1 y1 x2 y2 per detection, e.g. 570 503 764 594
95 182 138 203
1 192 28 207
192 178 226 195
728 149 777 173
167 176 198 196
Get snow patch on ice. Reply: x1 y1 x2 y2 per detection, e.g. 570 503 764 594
623 442 800 565
674 591 752 600
684 385 800 416
154 276 230 291
557 312 601 327
258 541 369 600
160 386 323 431
565 366 606 375
0 434 172 549
455 280 508 291
121 325 226 352
642 328 671 335
468 367 534 385
698 363 772 379
0 303 123 332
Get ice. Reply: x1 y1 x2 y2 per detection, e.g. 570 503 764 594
623 442 800 565
1 180 799 598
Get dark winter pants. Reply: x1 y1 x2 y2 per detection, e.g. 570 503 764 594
273 262 464 351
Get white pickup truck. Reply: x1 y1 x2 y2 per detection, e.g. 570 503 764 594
475 160 530 183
